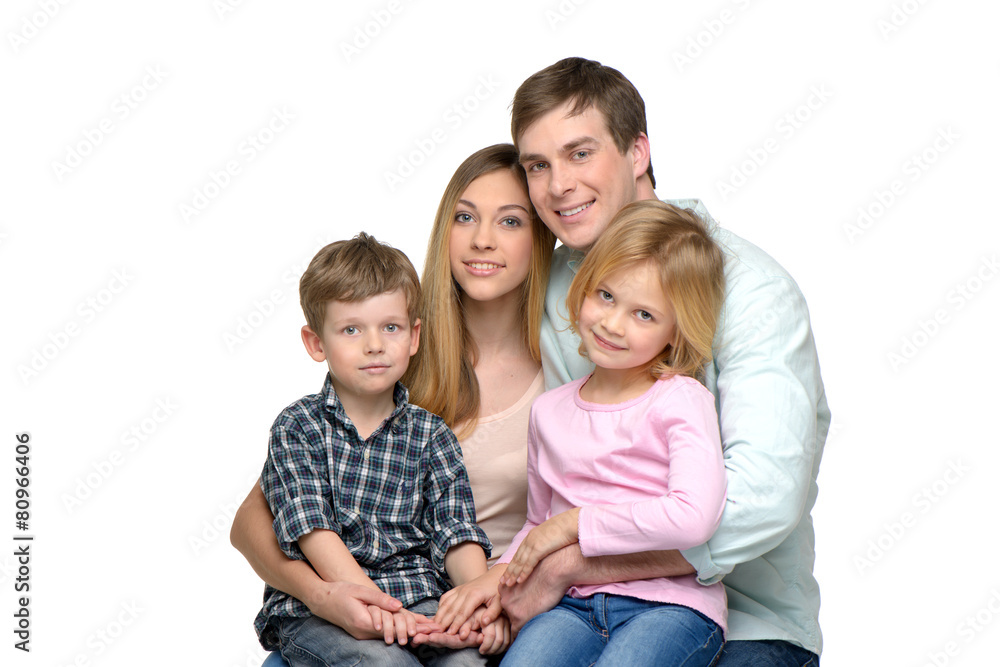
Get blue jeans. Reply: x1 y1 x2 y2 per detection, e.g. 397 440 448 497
499 593 723 667
713 640 819 666
271 598 487 667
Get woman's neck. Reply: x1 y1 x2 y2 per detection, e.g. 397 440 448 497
461 291 525 359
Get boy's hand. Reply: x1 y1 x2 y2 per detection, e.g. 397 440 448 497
377 608 441 645
478 613 511 655
501 509 580 586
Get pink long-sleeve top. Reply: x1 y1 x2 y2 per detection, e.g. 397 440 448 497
496 373 728 631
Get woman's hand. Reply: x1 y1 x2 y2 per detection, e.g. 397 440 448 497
500 508 580 586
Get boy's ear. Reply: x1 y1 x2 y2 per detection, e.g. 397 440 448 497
630 132 651 181
301 325 327 362
408 319 421 357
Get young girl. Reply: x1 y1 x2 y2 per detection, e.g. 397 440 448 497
495 200 728 667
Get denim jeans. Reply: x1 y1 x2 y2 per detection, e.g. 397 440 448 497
499 593 723 667
713 640 819 666
271 598 487 667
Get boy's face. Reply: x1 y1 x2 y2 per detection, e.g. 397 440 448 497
301 290 419 406
518 101 649 253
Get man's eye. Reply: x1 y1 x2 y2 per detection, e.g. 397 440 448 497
528 162 548 173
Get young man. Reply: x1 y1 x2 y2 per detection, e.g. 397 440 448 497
255 233 497 666
497 57 829 666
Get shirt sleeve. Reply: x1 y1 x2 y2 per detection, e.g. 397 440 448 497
495 408 549 565
682 259 829 585
260 411 338 557
577 381 727 557
420 420 492 571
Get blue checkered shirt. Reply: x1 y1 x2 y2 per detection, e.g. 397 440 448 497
254 375 491 649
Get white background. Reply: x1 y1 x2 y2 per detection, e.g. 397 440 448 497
2 1 998 665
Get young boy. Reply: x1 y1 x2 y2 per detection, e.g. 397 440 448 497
254 232 493 666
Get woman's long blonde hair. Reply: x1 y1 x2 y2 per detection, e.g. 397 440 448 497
566 200 725 381
404 144 556 438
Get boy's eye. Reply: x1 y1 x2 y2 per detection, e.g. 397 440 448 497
384 324 398 333
343 326 358 335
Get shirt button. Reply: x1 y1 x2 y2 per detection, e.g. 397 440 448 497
363 449 370 460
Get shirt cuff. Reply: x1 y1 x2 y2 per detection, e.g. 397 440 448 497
431 523 492 572
271 494 337 554
681 542 725 586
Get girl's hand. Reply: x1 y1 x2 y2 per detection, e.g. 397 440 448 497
434 568 504 635
478 613 512 655
501 509 580 586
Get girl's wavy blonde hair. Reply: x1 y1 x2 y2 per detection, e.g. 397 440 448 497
566 200 725 381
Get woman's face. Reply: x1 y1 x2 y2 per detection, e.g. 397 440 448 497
449 170 535 306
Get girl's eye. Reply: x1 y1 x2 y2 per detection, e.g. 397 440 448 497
499 216 522 228
636 310 653 321
455 212 474 224
598 290 613 302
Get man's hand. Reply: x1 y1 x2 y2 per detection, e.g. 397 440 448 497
303 580 404 640
498 545 576 633
500 509 579 586
376 607 440 646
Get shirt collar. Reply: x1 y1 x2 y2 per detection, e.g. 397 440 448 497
320 373 410 429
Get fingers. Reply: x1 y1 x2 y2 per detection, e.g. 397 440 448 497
393 610 411 645
381 609 395 644
355 586 403 613
368 604 383 632
480 593 504 627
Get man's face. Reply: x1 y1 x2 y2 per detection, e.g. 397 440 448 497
518 101 648 252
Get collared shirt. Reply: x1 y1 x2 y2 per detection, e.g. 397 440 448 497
540 198 830 655
254 375 491 649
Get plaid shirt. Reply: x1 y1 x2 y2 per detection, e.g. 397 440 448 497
254 375 491 649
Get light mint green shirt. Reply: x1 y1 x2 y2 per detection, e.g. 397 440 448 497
539 199 830 654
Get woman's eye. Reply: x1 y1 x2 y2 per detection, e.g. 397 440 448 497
500 217 522 228
455 213 473 223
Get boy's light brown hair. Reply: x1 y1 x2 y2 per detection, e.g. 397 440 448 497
299 232 420 335
511 57 656 188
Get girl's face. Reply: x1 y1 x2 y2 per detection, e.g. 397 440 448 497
449 170 534 306
577 260 677 373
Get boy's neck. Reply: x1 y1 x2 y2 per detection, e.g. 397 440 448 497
332 380 397 441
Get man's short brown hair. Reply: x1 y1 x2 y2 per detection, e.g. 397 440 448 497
511 57 655 187
299 232 420 335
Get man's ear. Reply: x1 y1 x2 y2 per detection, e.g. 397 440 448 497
301 325 327 362
630 132 651 181
408 318 421 357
